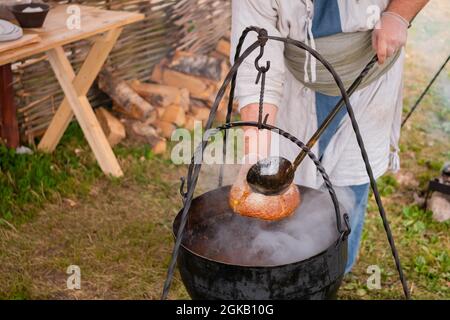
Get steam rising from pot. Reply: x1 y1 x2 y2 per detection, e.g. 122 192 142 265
184 179 355 266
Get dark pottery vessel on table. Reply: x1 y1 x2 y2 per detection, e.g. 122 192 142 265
10 3 50 28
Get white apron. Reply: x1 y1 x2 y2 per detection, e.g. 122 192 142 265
231 0 404 188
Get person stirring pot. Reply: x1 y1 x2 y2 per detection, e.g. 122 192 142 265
230 0 429 273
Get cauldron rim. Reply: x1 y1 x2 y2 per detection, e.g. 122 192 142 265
173 185 344 269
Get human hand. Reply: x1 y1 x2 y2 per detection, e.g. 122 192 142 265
372 11 409 65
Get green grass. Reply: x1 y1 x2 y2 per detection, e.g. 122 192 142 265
0 122 180 225
0 126 187 299
0 124 101 224
376 174 399 197
341 201 449 299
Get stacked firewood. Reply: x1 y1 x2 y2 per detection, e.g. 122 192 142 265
96 39 234 155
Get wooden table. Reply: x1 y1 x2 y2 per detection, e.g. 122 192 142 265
0 5 144 177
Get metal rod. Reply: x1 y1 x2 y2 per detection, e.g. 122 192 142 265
219 27 260 187
401 54 450 128
292 56 378 169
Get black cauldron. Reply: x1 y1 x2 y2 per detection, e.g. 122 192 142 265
163 26 409 300
173 185 348 300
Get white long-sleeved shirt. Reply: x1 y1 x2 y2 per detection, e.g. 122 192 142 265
231 0 404 188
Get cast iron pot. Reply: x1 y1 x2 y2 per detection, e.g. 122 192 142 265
173 185 348 300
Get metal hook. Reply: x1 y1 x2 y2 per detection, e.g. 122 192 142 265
258 113 270 130
343 213 351 236
179 176 187 202
254 29 270 84
336 213 351 247
255 61 270 85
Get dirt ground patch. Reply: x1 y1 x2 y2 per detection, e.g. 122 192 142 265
0 158 189 299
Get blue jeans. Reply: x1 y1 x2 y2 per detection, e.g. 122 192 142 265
316 92 370 273
345 183 370 272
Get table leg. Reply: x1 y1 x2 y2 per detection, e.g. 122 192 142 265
0 63 19 148
38 28 123 153
46 47 123 177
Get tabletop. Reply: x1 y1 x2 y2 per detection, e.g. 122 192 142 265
0 5 144 65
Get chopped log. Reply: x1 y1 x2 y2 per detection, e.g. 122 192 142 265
156 107 165 118
112 103 157 123
184 113 207 131
216 100 229 123
191 98 231 123
184 114 195 131
179 88 190 111
216 39 231 57
150 58 168 83
95 107 126 147
98 71 155 120
161 69 216 102
191 105 210 122
191 98 209 108
154 120 176 139
124 120 157 140
161 104 186 127
152 139 167 155
209 51 227 61
129 80 190 111
220 59 230 83
169 51 227 82
123 120 166 154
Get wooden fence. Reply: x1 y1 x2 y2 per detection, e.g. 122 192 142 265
12 0 231 143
